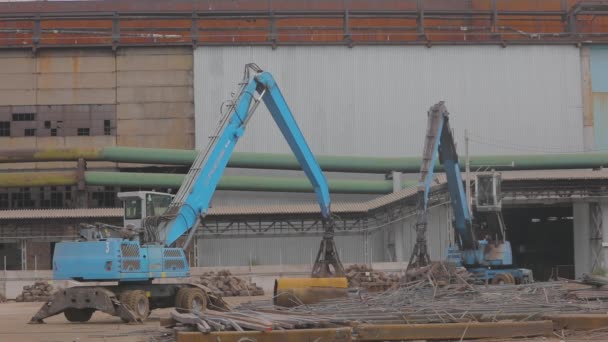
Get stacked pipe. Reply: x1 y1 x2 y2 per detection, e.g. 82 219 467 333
3 146 608 193
196 270 264 297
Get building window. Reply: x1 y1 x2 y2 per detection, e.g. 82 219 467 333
0 121 9 136
12 113 35 121
24 128 36 136
44 121 51 129
0 193 8 209
50 128 57 136
104 120 111 136
77 128 90 136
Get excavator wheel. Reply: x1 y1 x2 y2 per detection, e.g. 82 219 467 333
174 288 189 313
180 288 207 315
491 273 514 285
126 290 150 320
64 308 95 323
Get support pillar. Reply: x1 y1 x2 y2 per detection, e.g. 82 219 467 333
598 200 608 272
392 171 404 262
573 202 591 278
581 47 594 151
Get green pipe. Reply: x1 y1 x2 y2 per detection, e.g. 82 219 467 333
84 171 413 194
102 147 608 173
4 146 608 174
0 171 78 187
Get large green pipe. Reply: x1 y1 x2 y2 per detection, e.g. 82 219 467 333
84 172 409 194
0 171 78 187
0 171 403 194
3 146 608 174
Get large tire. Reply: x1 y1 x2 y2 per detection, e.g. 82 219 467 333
181 288 207 315
175 288 189 313
491 273 514 285
125 290 150 321
64 308 94 322
504 273 516 284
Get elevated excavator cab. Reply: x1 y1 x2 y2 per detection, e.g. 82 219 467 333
117 191 174 229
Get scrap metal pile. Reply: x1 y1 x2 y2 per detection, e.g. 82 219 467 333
195 270 265 297
15 281 55 302
346 262 471 292
164 280 608 334
345 264 400 291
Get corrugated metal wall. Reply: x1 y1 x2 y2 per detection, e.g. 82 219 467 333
197 229 386 267
193 45 582 266
194 46 583 158
197 203 451 266
591 46 608 150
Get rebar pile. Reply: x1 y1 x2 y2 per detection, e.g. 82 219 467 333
404 261 472 285
238 281 608 325
345 264 400 291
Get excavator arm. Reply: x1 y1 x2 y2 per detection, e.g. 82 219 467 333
408 102 474 270
146 64 341 278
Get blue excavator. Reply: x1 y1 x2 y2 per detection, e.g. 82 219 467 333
407 102 532 284
30 64 345 323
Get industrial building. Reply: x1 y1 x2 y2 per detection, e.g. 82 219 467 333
0 0 608 285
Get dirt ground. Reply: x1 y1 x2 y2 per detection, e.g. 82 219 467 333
0 296 269 342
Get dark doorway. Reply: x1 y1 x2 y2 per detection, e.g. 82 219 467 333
503 205 573 281
0 243 21 270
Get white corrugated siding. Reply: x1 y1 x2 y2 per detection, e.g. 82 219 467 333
197 230 385 267
193 46 581 266
194 45 582 158
197 203 449 267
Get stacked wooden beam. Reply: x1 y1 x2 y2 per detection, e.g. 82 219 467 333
15 281 55 302
196 270 264 297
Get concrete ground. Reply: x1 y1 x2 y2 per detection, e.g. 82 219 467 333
0 296 268 342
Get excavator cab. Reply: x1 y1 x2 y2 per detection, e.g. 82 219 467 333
117 191 174 229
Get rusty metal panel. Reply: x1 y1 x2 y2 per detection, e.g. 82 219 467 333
116 54 193 71
355 321 553 340
37 73 115 90
0 90 36 106
0 58 35 74
36 56 115 73
117 86 192 103
116 118 194 136
117 70 193 87
37 89 116 105
116 134 194 149
0 74 35 90
194 46 582 158
117 102 194 120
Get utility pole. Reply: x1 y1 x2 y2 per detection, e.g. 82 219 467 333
465 129 472 215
